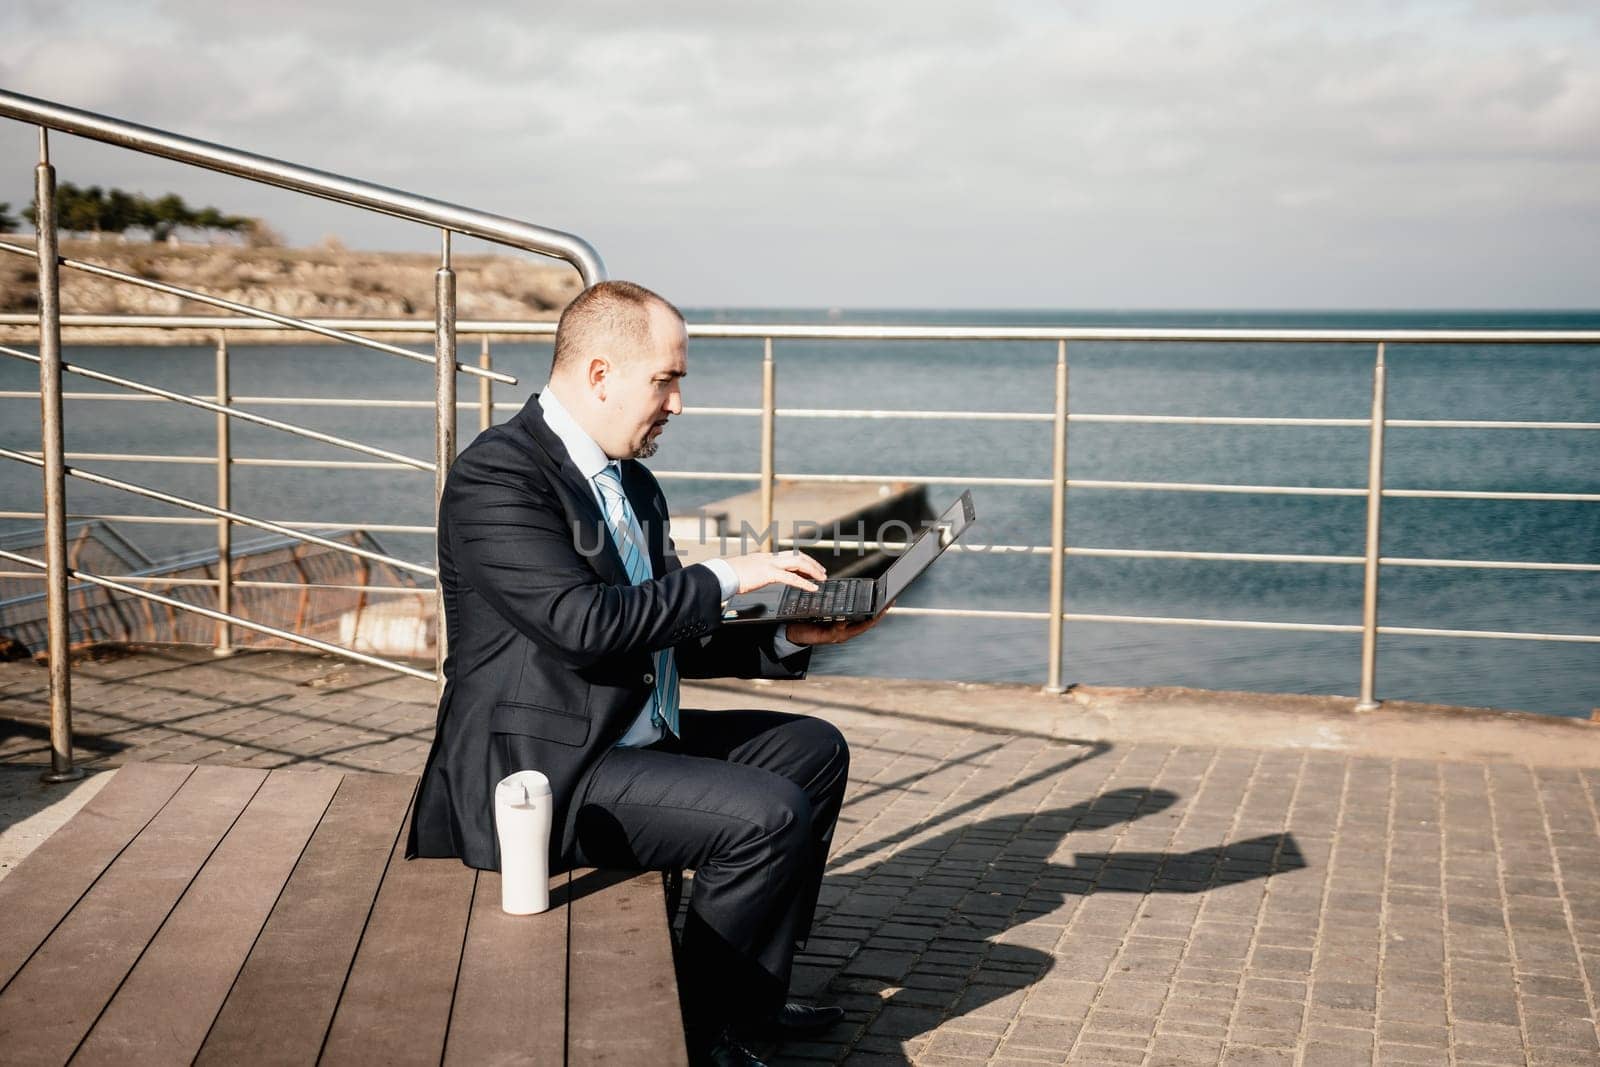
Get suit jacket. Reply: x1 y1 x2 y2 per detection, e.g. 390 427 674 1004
407 393 810 872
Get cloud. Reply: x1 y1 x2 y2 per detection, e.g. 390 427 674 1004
2 0 1597 306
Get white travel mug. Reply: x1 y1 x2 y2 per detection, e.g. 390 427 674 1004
494 770 553 915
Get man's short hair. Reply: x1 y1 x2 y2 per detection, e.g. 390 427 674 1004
550 280 685 373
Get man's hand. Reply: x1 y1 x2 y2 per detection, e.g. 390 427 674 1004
786 604 892 647
724 550 828 594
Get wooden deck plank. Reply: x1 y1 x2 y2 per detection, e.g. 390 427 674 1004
318 800 478 1065
73 768 343 1066
195 771 415 1067
443 869 571 1066
567 869 688 1067
0 765 264 1066
0 761 194 991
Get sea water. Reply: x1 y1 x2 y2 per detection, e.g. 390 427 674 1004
1 309 1594 716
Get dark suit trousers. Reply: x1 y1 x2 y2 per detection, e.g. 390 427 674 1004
571 708 849 1039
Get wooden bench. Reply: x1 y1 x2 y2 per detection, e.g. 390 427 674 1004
0 762 687 1065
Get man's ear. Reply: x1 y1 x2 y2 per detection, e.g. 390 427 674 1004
587 355 610 401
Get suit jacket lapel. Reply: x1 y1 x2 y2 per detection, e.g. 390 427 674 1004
512 395 630 586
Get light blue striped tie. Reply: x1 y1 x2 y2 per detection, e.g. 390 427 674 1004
594 464 680 737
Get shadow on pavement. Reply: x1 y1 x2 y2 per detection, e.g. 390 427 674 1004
777 786 1305 1064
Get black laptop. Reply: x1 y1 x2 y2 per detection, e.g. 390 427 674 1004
720 491 976 624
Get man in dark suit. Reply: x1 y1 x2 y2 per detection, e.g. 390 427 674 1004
408 280 878 1066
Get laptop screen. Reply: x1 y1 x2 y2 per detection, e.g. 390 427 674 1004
879 492 975 605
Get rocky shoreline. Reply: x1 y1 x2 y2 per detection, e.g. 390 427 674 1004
0 238 581 345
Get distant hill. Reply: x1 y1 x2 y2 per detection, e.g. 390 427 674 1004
0 239 583 344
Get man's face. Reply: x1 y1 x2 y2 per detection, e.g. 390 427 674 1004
597 303 686 460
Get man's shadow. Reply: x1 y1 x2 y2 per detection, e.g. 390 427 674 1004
775 787 1305 1063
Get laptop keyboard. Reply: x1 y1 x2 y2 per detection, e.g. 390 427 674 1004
780 579 872 620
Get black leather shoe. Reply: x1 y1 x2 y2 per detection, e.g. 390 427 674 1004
748 1000 846 1038
696 1029 768 1067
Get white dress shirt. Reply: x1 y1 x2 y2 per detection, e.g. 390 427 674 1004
537 389 801 747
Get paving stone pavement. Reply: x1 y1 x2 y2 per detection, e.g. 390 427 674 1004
3 646 1600 1066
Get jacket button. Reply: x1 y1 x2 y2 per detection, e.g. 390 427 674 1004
643 672 655 685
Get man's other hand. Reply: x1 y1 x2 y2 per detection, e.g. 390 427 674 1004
786 605 891 647
725 550 827 594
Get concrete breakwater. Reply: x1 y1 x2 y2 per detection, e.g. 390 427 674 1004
0 238 581 345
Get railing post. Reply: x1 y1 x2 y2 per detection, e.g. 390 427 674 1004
478 335 493 432
214 332 234 654
1045 340 1070 694
760 337 776 543
1356 341 1387 711
35 129 82 783
433 230 457 685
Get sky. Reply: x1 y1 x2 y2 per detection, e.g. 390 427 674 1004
2 0 1598 309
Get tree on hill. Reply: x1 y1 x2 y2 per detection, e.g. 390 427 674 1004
0 202 17 233
24 184 258 243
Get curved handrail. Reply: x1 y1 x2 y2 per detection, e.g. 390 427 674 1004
0 89 607 285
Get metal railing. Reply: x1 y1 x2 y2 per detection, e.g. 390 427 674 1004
4 315 1596 709
2 101 1596 779
1 90 606 781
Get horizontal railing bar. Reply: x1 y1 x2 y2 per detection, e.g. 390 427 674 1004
12 383 1600 438
20 451 212 466
0 314 519 333
0 546 437 681
0 511 215 526
233 458 414 471
1383 489 1600 502
763 539 1599 572
771 539 1365 564
0 391 170 403
0 511 437 534
773 408 1055 423
0 571 431 596
18 451 423 475
689 325 1600 345
1067 478 1365 496
1068 546 1363 564
0 242 516 384
12 383 1594 436
770 538 1044 555
1070 414 1368 427
263 520 435 534
7 313 1600 344
11 383 1597 436
1377 624 1599 643
6 515 1589 573
21 564 1580 645
733 474 1366 495
1063 612 1361 634
767 540 1341 565
0 344 434 471
780 473 1054 488
0 90 604 284
883 605 1358 634
234 579 427 595
94 457 1560 501
1379 556 1600 572
884 608 1598 643
652 471 765 483
774 477 1595 500
885 606 1052 620
0 447 437 577
8 384 1595 435
0 392 486 412
235 397 470 410
1388 419 1600 431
